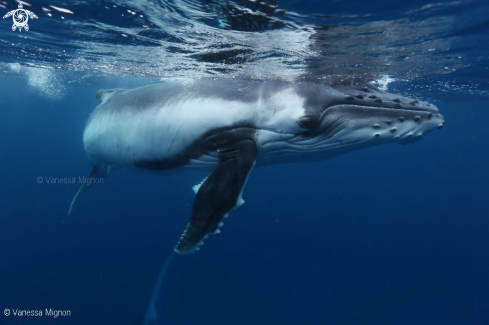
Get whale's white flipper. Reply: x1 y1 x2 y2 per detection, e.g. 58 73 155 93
144 252 175 325
192 177 208 194
68 166 100 215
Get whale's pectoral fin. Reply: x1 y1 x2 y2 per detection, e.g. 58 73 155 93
192 177 208 194
68 166 100 215
174 139 257 254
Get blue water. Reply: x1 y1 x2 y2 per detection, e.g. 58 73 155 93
1 0 489 324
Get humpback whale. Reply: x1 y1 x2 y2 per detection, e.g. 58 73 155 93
70 79 444 254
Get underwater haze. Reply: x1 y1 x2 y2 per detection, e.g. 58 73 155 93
1 0 488 324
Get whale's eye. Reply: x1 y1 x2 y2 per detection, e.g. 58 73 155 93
297 115 317 129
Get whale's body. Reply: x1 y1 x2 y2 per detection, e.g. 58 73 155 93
73 79 444 253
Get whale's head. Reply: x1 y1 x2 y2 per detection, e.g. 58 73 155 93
281 83 444 158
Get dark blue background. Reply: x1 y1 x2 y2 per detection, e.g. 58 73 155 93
0 71 488 325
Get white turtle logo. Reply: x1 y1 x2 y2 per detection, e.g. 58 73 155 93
2 3 38 32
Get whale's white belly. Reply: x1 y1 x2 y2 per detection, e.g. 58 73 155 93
83 88 306 173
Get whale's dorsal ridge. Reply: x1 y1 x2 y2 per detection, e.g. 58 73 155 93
95 88 126 104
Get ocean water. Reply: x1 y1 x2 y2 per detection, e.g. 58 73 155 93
1 0 488 324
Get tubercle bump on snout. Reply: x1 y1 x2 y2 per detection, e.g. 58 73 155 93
332 84 439 114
